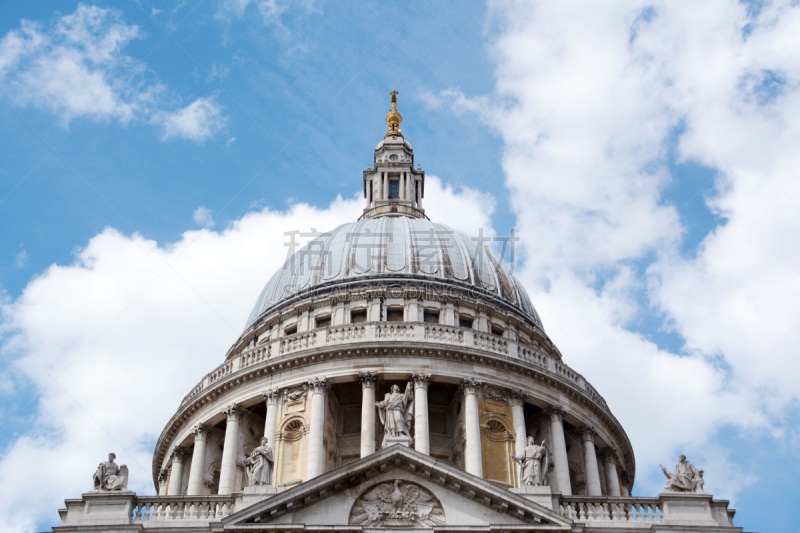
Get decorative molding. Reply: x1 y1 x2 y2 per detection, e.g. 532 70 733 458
283 383 309 402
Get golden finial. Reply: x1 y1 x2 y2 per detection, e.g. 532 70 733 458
385 90 402 137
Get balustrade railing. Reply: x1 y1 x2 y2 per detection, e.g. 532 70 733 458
280 330 317 354
240 344 270 369
326 324 366 343
180 322 605 412
519 346 547 368
424 324 464 344
559 497 662 524
553 360 579 382
207 361 232 386
376 323 414 339
131 496 235 522
473 332 509 354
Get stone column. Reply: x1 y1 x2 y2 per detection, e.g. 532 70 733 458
218 404 242 495
360 372 378 457
412 373 431 455
546 406 572 495
158 469 170 496
509 391 527 484
581 427 602 496
618 470 631 497
602 449 621 496
186 426 209 495
263 388 280 446
306 377 328 479
167 447 188 495
462 378 483 478
383 173 388 200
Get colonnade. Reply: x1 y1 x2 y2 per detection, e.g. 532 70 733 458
168 374 622 498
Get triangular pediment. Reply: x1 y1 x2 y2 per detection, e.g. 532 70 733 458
222 445 572 530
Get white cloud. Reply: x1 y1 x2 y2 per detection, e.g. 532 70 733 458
14 250 27 268
427 0 800 499
0 184 493 533
0 4 227 142
159 97 228 142
192 206 215 228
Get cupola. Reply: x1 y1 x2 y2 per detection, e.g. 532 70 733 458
361 91 426 220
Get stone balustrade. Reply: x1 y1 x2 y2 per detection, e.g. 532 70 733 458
559 496 662 524
240 345 270 369
132 495 235 522
179 322 606 409
60 490 734 529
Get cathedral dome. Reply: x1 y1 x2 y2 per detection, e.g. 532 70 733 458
245 217 543 331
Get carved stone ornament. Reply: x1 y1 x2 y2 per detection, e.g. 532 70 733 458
307 377 328 394
283 384 309 402
222 404 242 420
461 378 482 395
349 480 446 527
359 372 379 388
263 387 281 404
481 383 508 403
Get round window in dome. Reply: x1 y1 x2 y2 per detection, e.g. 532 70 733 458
390 154 398 161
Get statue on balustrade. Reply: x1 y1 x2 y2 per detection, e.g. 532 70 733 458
660 455 705 493
93 453 128 491
244 437 274 486
511 436 549 486
377 383 414 447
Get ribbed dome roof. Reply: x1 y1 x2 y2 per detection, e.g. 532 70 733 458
245 217 542 330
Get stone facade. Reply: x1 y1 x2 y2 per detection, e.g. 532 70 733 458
51 93 741 533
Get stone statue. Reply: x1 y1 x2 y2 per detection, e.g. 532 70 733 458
93 453 128 491
660 455 705 493
244 437 274 486
511 436 548 486
376 383 414 446
349 480 445 527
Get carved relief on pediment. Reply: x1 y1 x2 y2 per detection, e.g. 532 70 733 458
349 480 445 527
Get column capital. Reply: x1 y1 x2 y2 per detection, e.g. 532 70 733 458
263 387 281 404
222 404 242 420
307 377 328 394
618 469 630 484
461 377 482 395
190 425 209 442
508 389 526 407
158 469 170 484
544 404 567 422
600 447 618 463
579 426 599 443
359 372 379 389
170 446 189 462
412 372 431 390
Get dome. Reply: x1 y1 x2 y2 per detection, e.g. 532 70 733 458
245 216 543 330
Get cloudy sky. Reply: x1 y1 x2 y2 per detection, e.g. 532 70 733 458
0 1 798 531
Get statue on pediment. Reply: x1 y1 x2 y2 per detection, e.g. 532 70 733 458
93 453 128 491
661 455 705 493
377 383 414 446
511 436 548 486
244 438 274 486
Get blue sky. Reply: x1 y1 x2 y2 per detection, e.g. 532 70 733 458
2 2 799 532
